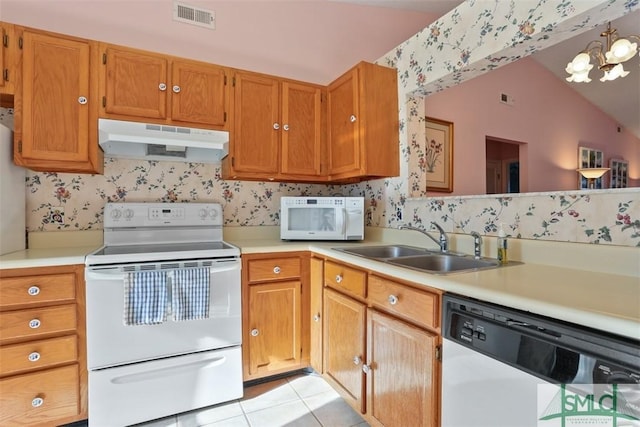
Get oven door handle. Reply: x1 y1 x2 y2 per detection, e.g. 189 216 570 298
86 261 240 280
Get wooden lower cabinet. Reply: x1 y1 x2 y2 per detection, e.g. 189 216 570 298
242 252 310 381
247 280 302 376
320 258 442 427
0 264 87 426
323 287 366 412
366 309 440 427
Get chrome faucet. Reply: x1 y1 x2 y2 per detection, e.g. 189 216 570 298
470 231 482 259
400 222 448 253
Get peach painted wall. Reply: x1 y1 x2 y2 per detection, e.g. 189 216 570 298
0 0 437 84
424 56 640 195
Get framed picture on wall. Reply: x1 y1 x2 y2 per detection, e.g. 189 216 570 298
425 117 454 192
578 146 604 189
609 159 628 188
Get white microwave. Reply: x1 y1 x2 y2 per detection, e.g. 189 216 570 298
280 197 365 241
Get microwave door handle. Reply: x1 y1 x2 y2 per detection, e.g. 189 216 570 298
341 208 347 235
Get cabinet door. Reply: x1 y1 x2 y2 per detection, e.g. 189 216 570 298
229 72 280 177
327 67 361 178
103 45 168 119
0 23 13 95
247 281 302 376
18 30 101 173
280 82 323 177
171 60 227 128
366 309 439 427
309 257 323 373
323 288 366 413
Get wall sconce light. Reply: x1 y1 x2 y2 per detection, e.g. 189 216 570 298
566 22 639 83
577 167 610 189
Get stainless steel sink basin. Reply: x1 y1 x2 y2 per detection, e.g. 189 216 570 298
387 254 501 274
333 245 434 259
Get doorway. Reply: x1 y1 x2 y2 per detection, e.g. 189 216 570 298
486 137 522 194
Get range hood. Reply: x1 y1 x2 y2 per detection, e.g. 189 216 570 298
98 119 229 164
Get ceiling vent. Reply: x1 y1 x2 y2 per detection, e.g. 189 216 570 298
173 2 215 30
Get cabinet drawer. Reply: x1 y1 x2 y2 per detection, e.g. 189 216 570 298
0 335 78 377
247 257 301 283
0 304 77 344
324 261 366 298
0 364 79 425
0 274 76 309
368 275 439 330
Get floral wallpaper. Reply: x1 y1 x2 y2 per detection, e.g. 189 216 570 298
2 0 639 248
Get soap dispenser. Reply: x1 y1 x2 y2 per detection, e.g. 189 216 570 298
497 224 508 264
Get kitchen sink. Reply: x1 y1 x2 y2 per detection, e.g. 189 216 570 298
386 253 501 274
333 245 435 259
333 244 511 274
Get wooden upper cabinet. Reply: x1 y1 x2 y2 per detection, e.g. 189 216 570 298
0 22 17 97
223 71 325 182
102 46 168 119
228 71 280 177
100 43 229 130
171 60 226 127
328 61 399 181
15 28 103 174
280 82 323 177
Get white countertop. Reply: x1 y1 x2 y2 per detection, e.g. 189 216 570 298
229 237 640 341
2 229 638 340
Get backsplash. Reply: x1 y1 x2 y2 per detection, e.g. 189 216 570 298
1 107 638 246
2 0 639 248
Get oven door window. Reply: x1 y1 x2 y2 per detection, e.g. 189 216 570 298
287 207 344 234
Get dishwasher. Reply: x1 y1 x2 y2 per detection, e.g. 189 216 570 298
441 294 640 427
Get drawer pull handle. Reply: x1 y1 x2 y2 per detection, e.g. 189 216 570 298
28 352 41 362
28 286 41 296
335 275 343 283
78 96 88 105
313 314 321 322
29 319 41 329
251 328 259 337
350 114 357 123
273 266 281 274
31 397 44 408
388 295 399 305
353 355 362 365
172 85 181 93
159 83 167 91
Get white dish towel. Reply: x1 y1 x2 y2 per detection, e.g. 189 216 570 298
123 270 168 325
171 267 210 321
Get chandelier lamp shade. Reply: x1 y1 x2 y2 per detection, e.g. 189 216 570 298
566 22 639 83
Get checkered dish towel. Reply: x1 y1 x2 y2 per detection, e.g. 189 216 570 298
171 267 210 321
123 271 168 325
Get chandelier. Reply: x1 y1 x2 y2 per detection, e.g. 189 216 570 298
565 22 639 83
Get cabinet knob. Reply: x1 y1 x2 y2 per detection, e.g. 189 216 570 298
388 294 399 305
335 274 343 283
172 85 181 93
250 328 259 337
159 83 167 91
31 397 44 408
283 124 289 131
78 96 88 105
29 319 41 329
28 286 40 296
362 364 371 374
353 355 362 365
273 266 281 274
273 123 280 130
28 352 41 362
349 115 357 123
313 313 321 322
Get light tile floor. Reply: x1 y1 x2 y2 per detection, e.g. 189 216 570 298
131 372 369 427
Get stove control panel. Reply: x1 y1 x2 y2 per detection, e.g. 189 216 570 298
104 203 223 227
